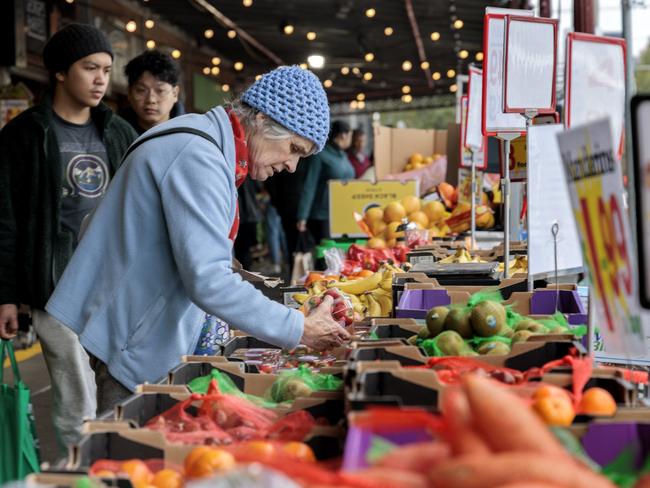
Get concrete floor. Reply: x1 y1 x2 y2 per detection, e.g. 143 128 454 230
3 343 61 467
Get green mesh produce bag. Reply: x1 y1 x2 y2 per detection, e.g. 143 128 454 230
467 289 504 308
188 369 278 408
269 364 342 403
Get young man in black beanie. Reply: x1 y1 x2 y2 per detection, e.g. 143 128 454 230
0 23 137 453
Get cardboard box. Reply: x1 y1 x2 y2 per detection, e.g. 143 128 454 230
221 335 280 357
373 125 448 179
234 268 305 305
328 179 419 237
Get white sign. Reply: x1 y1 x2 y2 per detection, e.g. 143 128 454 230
482 8 533 135
557 118 645 357
527 124 582 278
466 66 484 150
504 16 558 113
565 33 626 159
632 96 650 309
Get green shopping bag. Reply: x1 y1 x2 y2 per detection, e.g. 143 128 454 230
1 340 40 483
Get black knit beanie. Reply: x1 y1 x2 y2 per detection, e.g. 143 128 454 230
43 23 114 74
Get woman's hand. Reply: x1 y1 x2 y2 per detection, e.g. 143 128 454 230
301 295 350 350
296 220 307 232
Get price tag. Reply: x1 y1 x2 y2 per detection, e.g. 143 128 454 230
557 118 645 356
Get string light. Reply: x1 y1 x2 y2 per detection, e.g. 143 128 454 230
475 52 484 61
125 20 137 33
227 30 237 38
171 49 181 59
402 94 413 103
234 61 244 71
212 57 221 65
384 26 393 36
204 29 214 39
402 60 412 71
222 84 230 92
307 31 317 41
255 74 262 81
432 71 441 80
363 72 373 81
323 79 333 88
430 32 440 41
145 19 155 29
299 63 308 69
146 40 156 49
356 93 365 101
402 85 411 94
341 66 350 75
454 19 464 29
450 84 458 92
352 67 361 75
307 55 325 69
358 101 366 109
364 52 375 62
243 0 253 6
65 0 74 3
350 100 359 109
420 61 430 70
459 50 469 59
211 66 220 75
365 8 376 18
283 24 294 35
202 67 211 75
447 69 456 78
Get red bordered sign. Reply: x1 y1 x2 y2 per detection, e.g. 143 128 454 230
565 32 627 160
503 16 558 114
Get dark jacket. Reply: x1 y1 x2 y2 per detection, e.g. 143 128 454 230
120 101 186 135
0 100 137 308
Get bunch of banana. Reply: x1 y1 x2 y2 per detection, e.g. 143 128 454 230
359 287 392 317
498 255 528 274
438 248 487 264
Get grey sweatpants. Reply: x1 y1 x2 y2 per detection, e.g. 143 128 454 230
32 309 97 453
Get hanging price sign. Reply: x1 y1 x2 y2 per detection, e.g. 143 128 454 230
557 118 645 357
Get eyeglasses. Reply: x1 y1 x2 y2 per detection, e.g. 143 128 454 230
132 85 174 100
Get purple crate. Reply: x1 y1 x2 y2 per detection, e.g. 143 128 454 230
395 289 451 319
530 289 588 325
342 424 435 471
582 422 650 469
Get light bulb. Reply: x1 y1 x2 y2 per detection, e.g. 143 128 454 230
211 66 220 75
459 50 469 59
475 52 484 61
323 79 333 88
125 20 137 33
364 52 375 62
352 67 361 75
341 66 350 75
234 61 244 71
365 8 376 18
430 32 440 41
227 30 237 38
255 74 262 81
171 49 181 59
447 69 456 78
450 84 458 92
402 85 411 94
204 29 214 39
350 100 358 109
308 55 325 69
283 24 294 35
202 67 211 75
421 61 430 70
307 31 316 41
212 56 221 65
146 40 156 49
356 93 365 101
402 60 412 71
384 26 393 36
145 19 155 29
358 101 366 109
402 94 413 103
432 72 441 80
363 72 373 81
243 0 253 6
222 84 230 92
454 19 464 29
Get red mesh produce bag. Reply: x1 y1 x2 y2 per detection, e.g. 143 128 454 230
145 380 316 445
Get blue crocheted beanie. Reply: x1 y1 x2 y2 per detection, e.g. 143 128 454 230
241 66 330 153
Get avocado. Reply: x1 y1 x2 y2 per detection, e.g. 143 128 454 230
444 308 473 338
426 306 450 337
471 301 507 337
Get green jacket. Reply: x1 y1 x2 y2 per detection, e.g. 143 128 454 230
0 100 137 308
297 142 355 221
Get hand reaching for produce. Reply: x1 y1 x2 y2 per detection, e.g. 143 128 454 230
0 303 18 339
301 295 350 350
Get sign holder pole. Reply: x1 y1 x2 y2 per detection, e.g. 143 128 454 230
497 132 520 278
523 109 538 290
469 150 478 250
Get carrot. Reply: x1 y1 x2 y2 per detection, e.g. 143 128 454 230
375 442 450 474
462 374 566 456
429 452 615 488
440 387 490 456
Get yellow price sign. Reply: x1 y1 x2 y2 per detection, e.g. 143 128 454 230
558 119 644 356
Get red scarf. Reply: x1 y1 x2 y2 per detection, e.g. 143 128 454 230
227 111 249 241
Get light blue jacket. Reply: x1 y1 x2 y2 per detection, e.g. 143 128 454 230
46 107 304 390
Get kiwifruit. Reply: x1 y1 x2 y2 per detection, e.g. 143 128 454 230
511 330 535 343
471 301 506 337
477 341 511 355
443 308 473 338
426 306 450 337
435 330 467 356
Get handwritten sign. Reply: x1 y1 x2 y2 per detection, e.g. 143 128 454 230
557 118 645 356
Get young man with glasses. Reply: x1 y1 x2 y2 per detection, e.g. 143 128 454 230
0 23 137 453
122 50 184 135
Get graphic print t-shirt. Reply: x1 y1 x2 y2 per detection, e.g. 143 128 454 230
52 112 110 246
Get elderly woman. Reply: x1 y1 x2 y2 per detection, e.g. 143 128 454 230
46 66 350 412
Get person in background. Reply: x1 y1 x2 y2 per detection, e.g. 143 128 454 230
0 24 137 451
347 128 371 178
297 121 354 244
233 178 263 270
122 50 184 135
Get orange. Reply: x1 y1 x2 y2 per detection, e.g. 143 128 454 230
151 469 183 488
244 440 276 460
385 221 404 240
364 206 384 225
367 237 386 249
579 387 617 416
408 211 430 229
356 269 375 278
369 220 387 238
532 395 575 426
424 156 434 165
423 200 446 224
386 238 397 248
438 182 457 208
185 447 235 478
304 272 325 287
428 225 440 238
282 442 316 462
533 385 571 402
94 470 117 478
383 202 407 223
408 153 424 166
121 460 153 485
401 195 421 214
